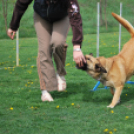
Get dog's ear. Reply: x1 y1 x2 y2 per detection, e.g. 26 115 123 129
95 64 107 73
89 53 93 56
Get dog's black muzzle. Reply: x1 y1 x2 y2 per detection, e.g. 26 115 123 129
76 62 87 71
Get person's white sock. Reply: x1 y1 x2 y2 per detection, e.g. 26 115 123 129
41 90 54 102
42 90 48 95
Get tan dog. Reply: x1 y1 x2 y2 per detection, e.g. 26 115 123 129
77 12 134 108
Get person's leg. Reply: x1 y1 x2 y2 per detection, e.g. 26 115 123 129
34 12 58 101
52 16 69 75
51 16 70 91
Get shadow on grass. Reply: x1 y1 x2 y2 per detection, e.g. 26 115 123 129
82 85 134 106
51 81 92 99
51 81 134 106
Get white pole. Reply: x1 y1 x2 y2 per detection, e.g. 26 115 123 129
97 2 100 57
16 30 19 66
119 3 122 53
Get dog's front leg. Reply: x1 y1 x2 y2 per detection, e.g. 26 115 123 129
107 86 123 108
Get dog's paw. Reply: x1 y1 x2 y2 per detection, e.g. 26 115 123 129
107 105 114 108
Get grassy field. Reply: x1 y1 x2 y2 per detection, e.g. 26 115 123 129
1 31 134 134
1 0 134 133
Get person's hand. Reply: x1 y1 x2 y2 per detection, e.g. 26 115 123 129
73 45 86 67
7 28 16 40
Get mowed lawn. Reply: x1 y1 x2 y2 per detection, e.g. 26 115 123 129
0 32 134 134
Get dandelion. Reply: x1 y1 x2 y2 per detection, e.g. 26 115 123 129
4 67 7 70
31 106 34 109
28 58 31 61
111 110 114 113
56 105 59 109
27 70 32 74
104 128 108 132
126 94 127 96
114 128 117 132
66 63 70 66
71 103 74 106
109 131 113 134
10 107 13 110
125 116 129 119
63 90 67 92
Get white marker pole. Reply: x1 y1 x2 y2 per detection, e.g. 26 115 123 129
119 3 122 53
16 30 19 66
97 2 100 57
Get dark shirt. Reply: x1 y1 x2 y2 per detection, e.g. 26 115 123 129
10 0 83 46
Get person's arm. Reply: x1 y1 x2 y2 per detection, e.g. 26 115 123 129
7 0 33 40
67 0 86 66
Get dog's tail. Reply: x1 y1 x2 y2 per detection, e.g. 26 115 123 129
112 12 134 38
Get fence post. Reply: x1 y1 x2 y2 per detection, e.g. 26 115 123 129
16 30 19 66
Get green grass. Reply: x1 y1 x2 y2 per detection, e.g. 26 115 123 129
1 32 134 134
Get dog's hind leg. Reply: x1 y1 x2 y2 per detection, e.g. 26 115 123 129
110 87 114 95
107 86 123 108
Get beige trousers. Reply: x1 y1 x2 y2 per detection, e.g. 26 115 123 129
34 12 70 92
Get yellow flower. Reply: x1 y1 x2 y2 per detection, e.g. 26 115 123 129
31 106 34 109
111 110 114 113
104 129 108 132
10 107 13 110
66 63 70 66
109 131 113 134
4 67 7 70
114 128 117 132
71 103 74 106
56 105 59 109
125 116 129 119
126 94 127 96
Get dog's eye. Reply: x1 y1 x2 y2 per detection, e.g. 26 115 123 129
87 58 90 60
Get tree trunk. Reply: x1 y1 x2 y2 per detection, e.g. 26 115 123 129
2 0 8 32
104 0 107 30
100 0 103 26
